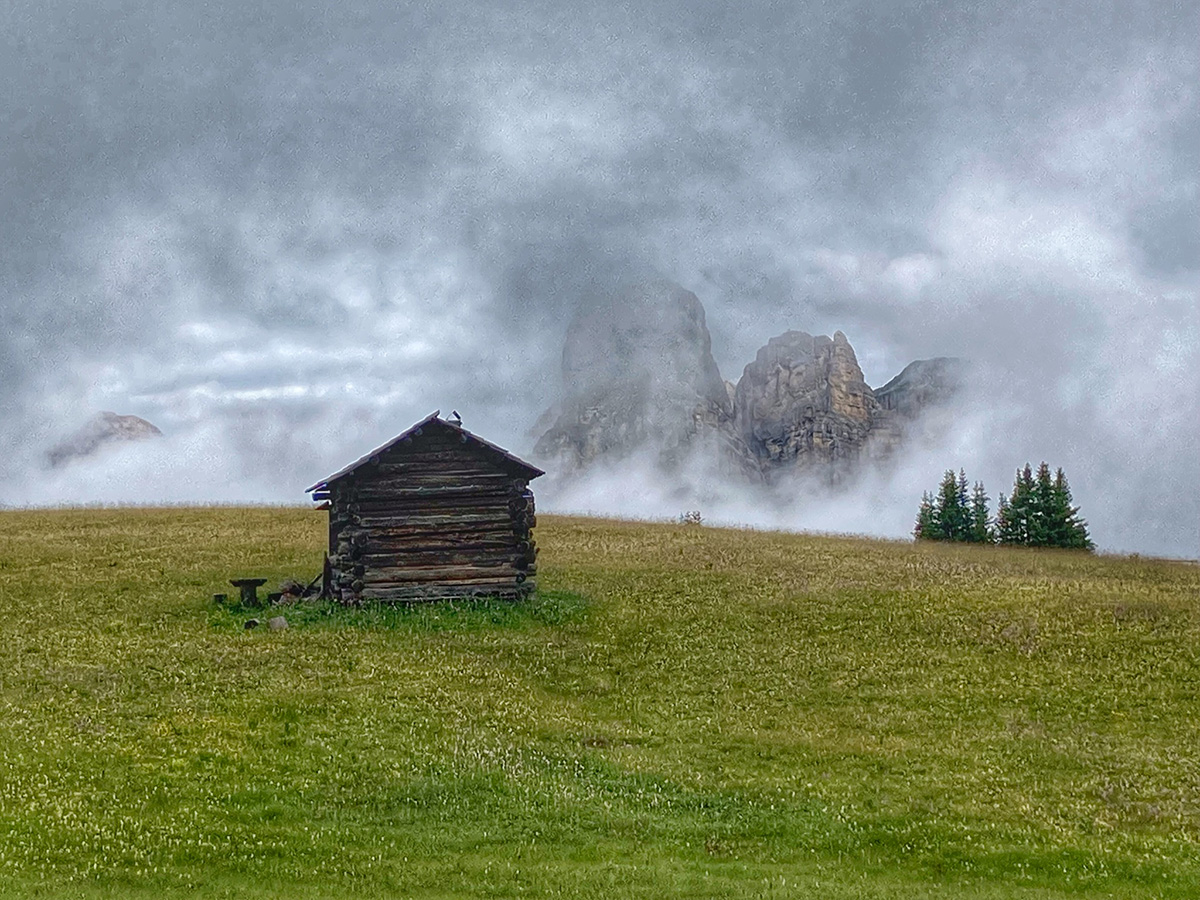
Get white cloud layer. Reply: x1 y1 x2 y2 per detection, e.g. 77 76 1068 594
0 0 1196 557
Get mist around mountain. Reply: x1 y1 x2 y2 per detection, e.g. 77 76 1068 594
533 281 964 496
1 0 1194 557
46 411 163 468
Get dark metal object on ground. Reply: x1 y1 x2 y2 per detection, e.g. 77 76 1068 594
302 567 324 598
321 555 332 598
229 578 268 607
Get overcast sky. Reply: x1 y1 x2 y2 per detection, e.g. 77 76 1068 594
1 0 1196 556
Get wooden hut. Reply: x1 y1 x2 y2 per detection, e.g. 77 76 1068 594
307 412 544 603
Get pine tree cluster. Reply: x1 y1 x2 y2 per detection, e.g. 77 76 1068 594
914 463 1092 550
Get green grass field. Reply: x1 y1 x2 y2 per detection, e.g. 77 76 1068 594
0 508 1197 898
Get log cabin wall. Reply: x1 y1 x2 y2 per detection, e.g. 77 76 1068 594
321 419 540 603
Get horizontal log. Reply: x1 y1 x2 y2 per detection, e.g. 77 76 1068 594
366 465 530 483
352 481 518 499
336 536 521 556
363 577 525 591
362 465 518 480
350 494 513 513
375 450 500 467
361 583 534 602
362 580 532 594
358 548 523 565
351 510 513 526
365 532 518 548
362 526 520 544
358 543 533 562
363 559 517 578
356 512 519 528
362 542 517 561
350 513 514 527
360 554 520 573
351 481 513 494
353 498 513 508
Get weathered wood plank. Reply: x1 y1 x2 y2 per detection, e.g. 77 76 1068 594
374 450 502 468
364 559 518 579
363 574 522 588
352 480 516 498
354 556 520 573
362 542 517 560
352 496 513 514
355 488 512 503
365 531 519 547
357 466 518 480
361 583 534 602
356 512 518 528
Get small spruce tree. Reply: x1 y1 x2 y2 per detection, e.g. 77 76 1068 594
1050 467 1093 550
995 492 1011 541
969 481 993 543
919 469 985 543
997 462 1092 551
957 470 971 535
933 469 968 541
998 465 1036 546
1030 462 1056 547
913 492 936 540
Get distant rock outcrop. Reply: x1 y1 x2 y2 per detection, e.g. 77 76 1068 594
532 280 964 482
873 357 965 418
867 357 965 458
533 281 758 476
733 330 879 478
47 411 162 468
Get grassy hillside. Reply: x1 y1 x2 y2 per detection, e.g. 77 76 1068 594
0 508 1197 898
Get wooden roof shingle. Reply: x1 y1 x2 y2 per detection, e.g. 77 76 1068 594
306 411 545 493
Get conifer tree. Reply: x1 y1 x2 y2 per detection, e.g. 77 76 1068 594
1050 467 1093 550
919 469 980 543
934 469 968 541
915 463 1089 549
913 492 936 540
996 462 1092 551
1030 462 1055 547
995 492 1011 541
957 469 971 528
998 465 1036 546
969 481 993 543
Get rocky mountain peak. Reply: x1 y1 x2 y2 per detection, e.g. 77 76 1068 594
873 357 965 417
534 281 747 471
47 411 163 468
532 280 963 482
559 279 729 411
734 329 878 476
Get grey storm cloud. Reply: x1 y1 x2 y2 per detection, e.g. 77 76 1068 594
1 0 1196 555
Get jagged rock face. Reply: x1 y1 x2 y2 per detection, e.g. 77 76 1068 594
47 411 162 467
534 281 757 474
868 357 965 458
532 279 964 482
559 282 727 402
734 330 878 477
873 357 964 417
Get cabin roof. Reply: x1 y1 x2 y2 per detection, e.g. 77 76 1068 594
306 411 544 493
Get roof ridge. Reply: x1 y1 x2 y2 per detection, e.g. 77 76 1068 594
306 413 543 492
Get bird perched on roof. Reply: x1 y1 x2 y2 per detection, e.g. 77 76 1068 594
449 410 462 425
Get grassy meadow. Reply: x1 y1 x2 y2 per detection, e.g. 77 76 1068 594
0 507 1198 898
